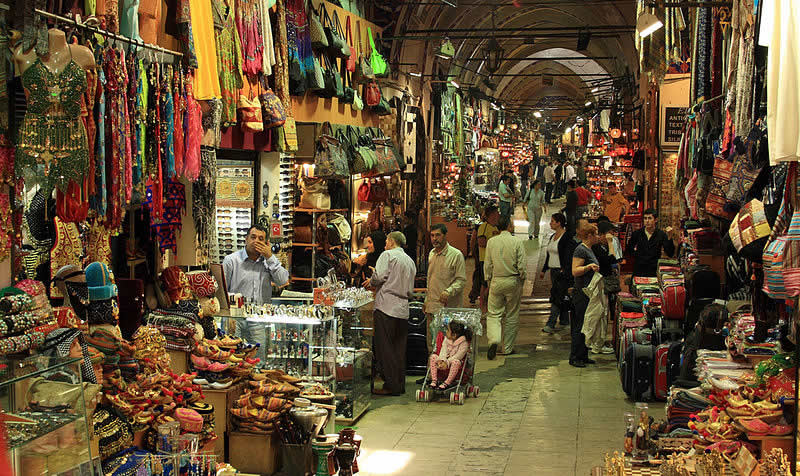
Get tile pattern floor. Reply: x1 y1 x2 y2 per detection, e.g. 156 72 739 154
349 201 665 475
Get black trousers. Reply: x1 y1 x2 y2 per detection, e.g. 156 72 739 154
373 309 408 394
570 289 589 363
545 183 553 203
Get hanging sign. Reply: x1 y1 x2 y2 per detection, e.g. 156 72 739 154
661 106 688 146
271 222 282 238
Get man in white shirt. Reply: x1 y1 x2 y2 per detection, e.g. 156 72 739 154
424 223 466 316
565 161 576 183
364 231 417 395
543 162 556 203
484 215 527 359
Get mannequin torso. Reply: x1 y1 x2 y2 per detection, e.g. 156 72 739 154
13 29 96 77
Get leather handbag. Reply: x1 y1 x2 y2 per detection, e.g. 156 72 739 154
307 55 325 91
364 80 381 107
357 181 370 202
371 128 404 172
371 97 391 116
706 157 735 220
314 122 349 178
367 27 389 78
340 62 356 104
352 87 364 111
299 177 331 209
345 126 368 174
367 178 388 202
328 213 351 241
344 15 356 72
321 6 348 58
260 86 287 129
237 93 263 133
308 0 328 50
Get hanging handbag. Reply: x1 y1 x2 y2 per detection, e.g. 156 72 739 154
289 50 307 96
372 128 404 172
282 117 299 152
344 15 356 73
357 181 370 202
237 91 263 133
314 122 349 178
340 61 355 104
367 27 389 78
763 163 799 299
313 53 340 98
345 126 368 174
367 178 388 202
726 146 763 206
371 97 391 116
728 199 771 260
364 80 381 107
299 176 331 209
328 213 351 241
308 0 328 50
307 54 325 91
705 157 735 220
260 82 287 129
321 5 347 58
352 87 364 111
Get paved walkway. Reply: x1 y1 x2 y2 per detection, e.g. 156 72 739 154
349 201 663 475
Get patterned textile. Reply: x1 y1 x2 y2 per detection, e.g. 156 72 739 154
729 199 771 252
86 298 118 326
763 210 800 299
213 0 244 126
86 220 113 265
50 217 83 298
706 158 735 220
726 143 763 206
176 0 199 68
160 66 175 179
145 179 186 253
694 7 711 101
274 0 292 117
236 0 264 76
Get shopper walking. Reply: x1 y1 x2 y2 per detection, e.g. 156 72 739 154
554 162 564 199
485 215 527 359
569 223 601 368
539 213 576 334
363 231 416 395
544 162 555 203
625 208 676 278
520 160 530 198
475 205 501 314
565 161 576 184
564 180 578 236
601 182 629 223
576 160 587 186
575 182 591 220
424 223 466 338
498 176 514 219
523 181 546 240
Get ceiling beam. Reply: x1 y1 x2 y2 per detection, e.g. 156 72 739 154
383 33 627 41
403 25 634 34
462 56 618 61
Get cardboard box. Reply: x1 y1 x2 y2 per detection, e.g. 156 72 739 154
167 349 189 374
228 431 278 475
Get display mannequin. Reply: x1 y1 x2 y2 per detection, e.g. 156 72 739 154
13 28 96 76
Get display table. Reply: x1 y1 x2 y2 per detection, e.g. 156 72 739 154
205 382 246 459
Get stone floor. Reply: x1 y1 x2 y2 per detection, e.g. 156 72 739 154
348 200 665 475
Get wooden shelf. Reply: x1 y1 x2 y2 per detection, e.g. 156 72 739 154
291 277 315 281
295 208 349 213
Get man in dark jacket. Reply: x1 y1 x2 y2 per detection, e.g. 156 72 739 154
625 208 676 277
564 180 578 236
554 162 564 199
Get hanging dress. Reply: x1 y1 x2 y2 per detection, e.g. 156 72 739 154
16 49 89 196
213 0 244 126
189 0 222 99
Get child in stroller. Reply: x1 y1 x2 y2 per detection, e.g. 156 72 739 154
429 320 472 390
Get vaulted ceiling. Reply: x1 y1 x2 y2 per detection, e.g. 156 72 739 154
390 0 638 126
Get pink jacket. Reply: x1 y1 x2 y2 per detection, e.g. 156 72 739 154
435 335 469 363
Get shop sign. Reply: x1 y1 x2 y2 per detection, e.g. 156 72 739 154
661 106 688 146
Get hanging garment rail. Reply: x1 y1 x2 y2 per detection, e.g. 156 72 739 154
34 9 183 57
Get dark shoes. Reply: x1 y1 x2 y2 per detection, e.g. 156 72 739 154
569 360 586 368
585 358 596 364
487 343 497 360
372 388 393 395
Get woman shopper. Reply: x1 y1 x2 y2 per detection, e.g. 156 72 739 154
524 181 546 240
569 223 601 368
539 213 577 334
353 230 386 284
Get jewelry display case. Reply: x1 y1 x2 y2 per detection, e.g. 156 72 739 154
333 300 373 424
0 355 98 476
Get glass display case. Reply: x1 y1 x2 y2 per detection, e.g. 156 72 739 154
334 301 373 424
0 355 99 476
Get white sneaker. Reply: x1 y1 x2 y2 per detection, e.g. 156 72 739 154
600 346 614 354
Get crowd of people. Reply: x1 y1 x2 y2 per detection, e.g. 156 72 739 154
362 152 675 395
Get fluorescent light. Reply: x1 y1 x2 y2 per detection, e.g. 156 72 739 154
533 111 542 118
637 10 664 38
591 87 599 93
565 127 571 133
450 80 459 88
409 71 422 77
585 101 592 106
491 102 500 110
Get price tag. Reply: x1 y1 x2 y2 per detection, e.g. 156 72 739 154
270 222 282 237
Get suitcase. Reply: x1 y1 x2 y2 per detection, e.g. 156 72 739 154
654 344 671 400
619 327 652 367
653 316 684 346
405 302 428 375
621 343 654 401
661 284 686 320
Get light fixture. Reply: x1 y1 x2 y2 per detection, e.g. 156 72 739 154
450 79 460 88
491 102 500 110
585 101 592 106
409 71 422 77
436 38 455 59
484 10 504 74
591 87 599 93
533 111 542 118
636 9 663 38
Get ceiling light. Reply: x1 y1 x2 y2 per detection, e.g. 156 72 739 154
585 101 592 106
565 127 572 133
501 104 505 110
533 111 542 118
450 80 460 88
591 87 599 93
491 103 500 110
409 71 422 77
436 38 455 59
637 10 664 38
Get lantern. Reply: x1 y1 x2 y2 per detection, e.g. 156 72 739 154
485 38 503 75
610 128 622 139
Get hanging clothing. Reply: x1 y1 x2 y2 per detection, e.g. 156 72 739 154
120 0 142 41
190 0 222 99
213 0 244 126
236 0 263 76
767 0 800 164
259 0 276 75
16 54 89 196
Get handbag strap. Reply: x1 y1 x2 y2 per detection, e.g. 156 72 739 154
345 15 353 47
367 26 375 57
320 1 332 28
333 10 345 38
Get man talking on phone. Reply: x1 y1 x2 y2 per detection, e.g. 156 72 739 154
223 224 289 359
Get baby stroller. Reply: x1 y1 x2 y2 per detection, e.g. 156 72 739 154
414 308 482 405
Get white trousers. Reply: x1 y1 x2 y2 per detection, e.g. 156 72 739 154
487 276 522 353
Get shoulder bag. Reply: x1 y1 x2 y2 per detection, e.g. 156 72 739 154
357 181 370 202
344 15 356 72
237 89 263 133
321 7 348 58
371 97 391 116
705 157 735 220
307 53 325 91
340 60 356 104
726 145 763 207
367 27 389 78
260 80 287 129
299 176 331 209
308 0 328 50
364 80 381 107
288 49 307 96
314 122 349 178
345 126 368 174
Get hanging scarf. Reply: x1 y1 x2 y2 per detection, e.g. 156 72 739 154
40 328 98 384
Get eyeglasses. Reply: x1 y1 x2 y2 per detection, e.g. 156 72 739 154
219 168 252 177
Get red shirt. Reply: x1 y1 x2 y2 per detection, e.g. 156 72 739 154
575 187 591 206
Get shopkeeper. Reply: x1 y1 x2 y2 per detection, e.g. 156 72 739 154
223 224 289 357
625 209 676 278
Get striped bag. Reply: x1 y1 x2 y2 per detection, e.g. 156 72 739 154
763 163 800 299
706 158 735 220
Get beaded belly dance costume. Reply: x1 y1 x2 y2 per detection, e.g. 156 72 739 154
16 54 89 195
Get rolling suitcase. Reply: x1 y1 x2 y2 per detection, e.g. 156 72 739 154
622 343 654 401
654 344 670 400
619 328 652 368
661 284 686 320
653 316 684 346
405 302 428 375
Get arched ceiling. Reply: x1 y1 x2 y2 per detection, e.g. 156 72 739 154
392 0 637 124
